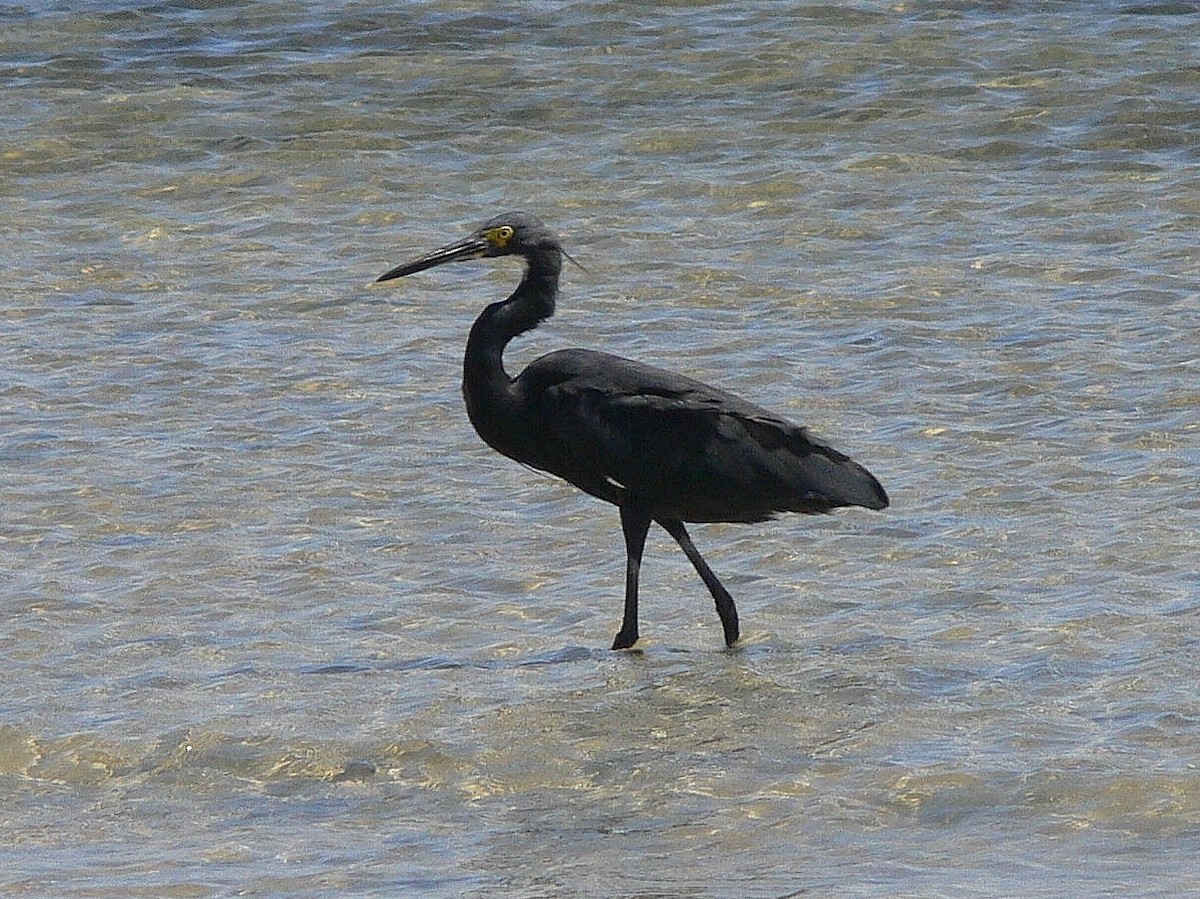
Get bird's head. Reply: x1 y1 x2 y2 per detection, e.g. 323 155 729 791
376 211 569 282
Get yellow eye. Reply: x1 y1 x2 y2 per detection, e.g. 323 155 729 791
482 223 516 248
484 224 515 249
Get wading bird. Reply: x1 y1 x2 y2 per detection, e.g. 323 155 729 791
376 212 887 650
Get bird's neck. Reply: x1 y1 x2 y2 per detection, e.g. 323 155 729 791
465 251 559 380
462 249 561 452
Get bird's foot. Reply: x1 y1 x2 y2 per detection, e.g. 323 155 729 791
716 599 739 648
611 629 639 651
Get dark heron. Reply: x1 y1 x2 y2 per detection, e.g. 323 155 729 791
376 211 888 650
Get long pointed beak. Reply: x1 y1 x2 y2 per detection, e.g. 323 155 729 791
375 234 490 282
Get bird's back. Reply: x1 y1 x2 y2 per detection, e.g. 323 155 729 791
515 348 888 523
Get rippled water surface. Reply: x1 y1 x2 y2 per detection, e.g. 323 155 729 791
3 2 1198 897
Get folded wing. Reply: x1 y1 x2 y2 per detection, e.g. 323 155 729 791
523 349 888 523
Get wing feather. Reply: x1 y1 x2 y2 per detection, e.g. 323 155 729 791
521 349 886 522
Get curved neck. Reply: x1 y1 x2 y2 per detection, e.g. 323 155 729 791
462 247 561 450
464 247 560 378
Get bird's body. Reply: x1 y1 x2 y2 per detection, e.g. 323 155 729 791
483 347 884 523
377 212 887 649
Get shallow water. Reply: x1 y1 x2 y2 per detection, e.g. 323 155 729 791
2 2 1198 897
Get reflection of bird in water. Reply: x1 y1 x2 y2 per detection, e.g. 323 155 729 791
377 212 888 650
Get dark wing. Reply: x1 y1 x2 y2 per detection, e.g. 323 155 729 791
521 349 888 523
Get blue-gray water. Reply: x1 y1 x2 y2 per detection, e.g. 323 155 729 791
2 3 1198 897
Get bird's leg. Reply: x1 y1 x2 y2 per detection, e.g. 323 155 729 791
613 504 652 650
659 518 740 647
